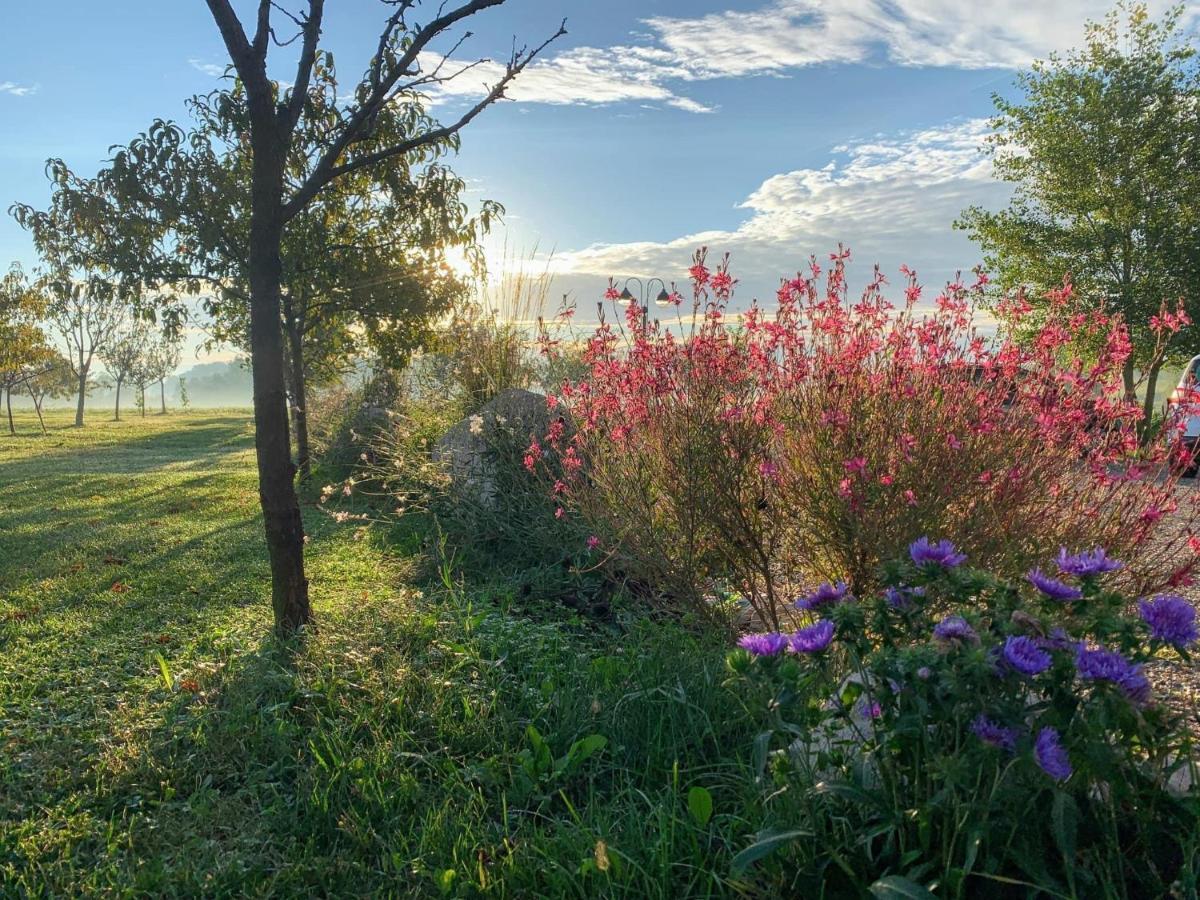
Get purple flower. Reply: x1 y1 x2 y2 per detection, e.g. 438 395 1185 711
1034 727 1072 781
789 620 835 653
1056 547 1122 578
1076 646 1151 705
1003 636 1052 676
737 632 788 657
916 666 932 680
1138 595 1198 648
933 615 977 644
910 537 967 568
884 585 925 609
1027 569 1082 602
971 714 1019 752
853 696 883 722
796 581 853 610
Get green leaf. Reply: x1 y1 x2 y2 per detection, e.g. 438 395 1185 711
1051 791 1077 873
868 875 938 899
564 734 607 769
730 828 812 874
687 786 713 826
153 651 172 691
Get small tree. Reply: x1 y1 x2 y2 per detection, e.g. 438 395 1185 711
0 265 56 434
957 2 1200 423
25 355 75 433
99 316 152 422
142 336 182 415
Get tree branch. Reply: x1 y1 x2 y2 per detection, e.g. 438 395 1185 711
285 0 325 129
204 0 262 84
283 15 565 221
283 0 526 222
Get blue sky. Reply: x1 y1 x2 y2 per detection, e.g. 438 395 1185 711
2 0 1197 362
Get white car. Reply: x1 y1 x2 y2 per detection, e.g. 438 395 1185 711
1167 354 1200 477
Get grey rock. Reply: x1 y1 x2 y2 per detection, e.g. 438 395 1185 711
433 389 558 509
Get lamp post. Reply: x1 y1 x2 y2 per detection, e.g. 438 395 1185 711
614 276 672 327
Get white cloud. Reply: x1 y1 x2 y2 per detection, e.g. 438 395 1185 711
0 81 38 97
644 0 1199 75
418 47 714 113
188 58 228 78
544 119 1010 302
424 0 1196 113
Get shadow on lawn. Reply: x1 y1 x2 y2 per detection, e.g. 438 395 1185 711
0 416 254 478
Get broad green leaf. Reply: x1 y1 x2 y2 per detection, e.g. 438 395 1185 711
730 828 812 874
868 874 938 899
687 786 713 826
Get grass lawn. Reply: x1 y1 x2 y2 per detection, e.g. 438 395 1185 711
0 410 760 897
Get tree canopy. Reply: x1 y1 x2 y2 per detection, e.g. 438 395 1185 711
956 1 1200 414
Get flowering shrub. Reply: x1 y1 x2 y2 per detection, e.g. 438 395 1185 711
536 248 1199 626
727 540 1198 895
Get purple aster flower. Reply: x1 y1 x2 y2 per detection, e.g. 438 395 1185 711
916 666 932 680
1034 727 1072 781
1027 569 1082 602
1138 595 1198 648
971 714 1019 752
737 632 788 657
933 615 978 644
884 585 925 609
910 537 967 568
789 620 835 653
1056 547 1122 578
1003 636 1052 676
1076 646 1151 705
795 581 853 610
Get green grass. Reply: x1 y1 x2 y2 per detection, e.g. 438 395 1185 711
0 410 763 897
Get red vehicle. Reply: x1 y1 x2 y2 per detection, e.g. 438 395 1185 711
1167 354 1200 478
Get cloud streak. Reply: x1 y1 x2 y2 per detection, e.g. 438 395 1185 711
0 81 38 97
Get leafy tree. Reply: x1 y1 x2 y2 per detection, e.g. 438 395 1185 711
13 0 563 634
99 316 152 422
25 354 75 433
957 2 1200 422
164 77 487 477
0 265 57 434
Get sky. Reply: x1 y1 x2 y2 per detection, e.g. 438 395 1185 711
2 0 1198 368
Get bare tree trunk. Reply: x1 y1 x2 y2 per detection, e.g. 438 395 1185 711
160 379 167 414
1122 355 1137 404
114 379 122 421
29 384 46 434
1141 360 1163 442
140 385 146 418
75 365 86 427
248 134 311 636
4 388 12 435
283 300 311 481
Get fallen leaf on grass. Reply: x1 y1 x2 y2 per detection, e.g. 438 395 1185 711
103 554 127 566
179 678 200 693
111 582 131 593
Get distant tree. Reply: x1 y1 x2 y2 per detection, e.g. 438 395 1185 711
143 336 183 414
0 265 56 434
99 316 152 422
178 375 191 410
957 2 1200 423
26 355 75 433
13 1 564 634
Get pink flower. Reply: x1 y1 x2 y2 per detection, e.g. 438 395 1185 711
904 489 917 506
586 535 600 550
843 456 867 476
